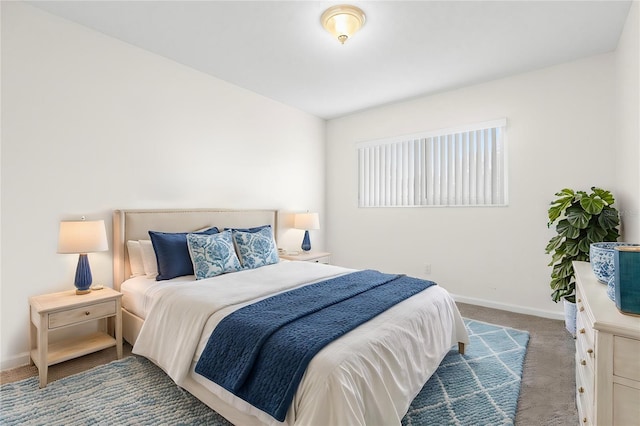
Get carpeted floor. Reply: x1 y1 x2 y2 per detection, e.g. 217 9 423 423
1 303 577 425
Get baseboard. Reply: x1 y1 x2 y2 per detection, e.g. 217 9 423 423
452 294 564 321
1 351 31 372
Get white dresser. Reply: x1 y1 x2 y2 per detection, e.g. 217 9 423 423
574 261 640 425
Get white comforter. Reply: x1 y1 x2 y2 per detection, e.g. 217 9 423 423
133 261 468 426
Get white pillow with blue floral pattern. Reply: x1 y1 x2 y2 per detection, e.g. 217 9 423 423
232 226 279 269
186 230 242 279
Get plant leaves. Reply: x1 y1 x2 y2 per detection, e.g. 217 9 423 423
605 229 620 241
586 225 607 242
564 239 580 257
566 205 591 229
551 278 575 302
598 206 620 230
577 236 592 254
552 260 574 278
580 194 605 215
556 219 580 239
548 189 575 223
549 249 566 266
545 235 564 253
591 187 615 205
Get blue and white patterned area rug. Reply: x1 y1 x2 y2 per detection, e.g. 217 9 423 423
1 319 528 425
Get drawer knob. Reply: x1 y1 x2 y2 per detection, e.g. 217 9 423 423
578 298 582 303
85 311 90 316
587 348 593 354
583 417 587 423
579 306 585 312
581 359 587 366
578 386 585 394
579 328 586 334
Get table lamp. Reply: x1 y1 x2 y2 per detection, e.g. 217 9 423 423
58 218 108 294
294 213 320 252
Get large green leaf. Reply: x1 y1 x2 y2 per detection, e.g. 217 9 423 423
556 219 580 239
552 260 574 279
586 225 607 242
548 249 566 266
577 236 592 254
545 234 564 253
591 187 615 205
551 278 575 302
564 238 580 257
550 276 568 290
580 193 605 215
566 205 591 229
605 229 620 241
548 189 575 223
598 206 620 230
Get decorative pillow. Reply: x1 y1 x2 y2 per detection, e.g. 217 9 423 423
126 240 145 277
232 226 279 269
139 240 158 278
149 227 219 281
225 224 271 233
186 230 243 279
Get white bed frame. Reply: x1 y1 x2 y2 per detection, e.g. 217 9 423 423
112 208 278 345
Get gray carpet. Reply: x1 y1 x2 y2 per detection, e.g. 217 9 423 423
1 303 577 425
457 303 577 425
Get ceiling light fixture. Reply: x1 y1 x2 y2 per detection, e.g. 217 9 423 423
320 5 366 45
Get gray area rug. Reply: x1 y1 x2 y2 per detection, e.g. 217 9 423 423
0 319 528 425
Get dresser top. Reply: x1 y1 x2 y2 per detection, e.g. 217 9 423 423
574 261 640 340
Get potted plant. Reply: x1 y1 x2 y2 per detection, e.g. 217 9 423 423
545 187 620 334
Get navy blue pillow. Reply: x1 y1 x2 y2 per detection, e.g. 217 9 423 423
224 224 271 233
149 227 219 281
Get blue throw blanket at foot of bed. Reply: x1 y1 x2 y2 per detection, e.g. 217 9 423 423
195 269 436 421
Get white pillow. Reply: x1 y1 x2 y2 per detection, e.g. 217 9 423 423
139 239 158 279
126 240 145 277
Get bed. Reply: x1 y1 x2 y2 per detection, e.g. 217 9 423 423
113 208 469 426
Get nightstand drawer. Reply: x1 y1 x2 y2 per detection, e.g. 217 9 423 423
49 300 116 329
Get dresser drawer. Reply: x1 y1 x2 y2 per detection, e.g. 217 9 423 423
614 336 640 381
576 310 595 356
576 330 595 383
49 300 117 329
613 382 640 425
576 354 594 425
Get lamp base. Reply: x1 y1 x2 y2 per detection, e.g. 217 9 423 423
301 230 311 252
74 254 93 295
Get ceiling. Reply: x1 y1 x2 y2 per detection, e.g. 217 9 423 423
29 1 632 119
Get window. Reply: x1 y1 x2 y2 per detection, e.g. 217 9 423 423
358 119 507 207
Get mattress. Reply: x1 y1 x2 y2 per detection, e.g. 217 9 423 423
120 274 195 319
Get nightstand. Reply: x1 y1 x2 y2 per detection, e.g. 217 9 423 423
29 287 123 388
280 251 331 264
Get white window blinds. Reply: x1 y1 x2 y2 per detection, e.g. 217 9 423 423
358 119 507 207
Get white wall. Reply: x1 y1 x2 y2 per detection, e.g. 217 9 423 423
0 3 326 369
326 54 619 319
615 1 640 242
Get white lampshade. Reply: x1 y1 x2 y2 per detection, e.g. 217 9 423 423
58 220 108 254
294 213 320 230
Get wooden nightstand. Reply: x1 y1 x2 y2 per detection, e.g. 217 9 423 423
29 287 123 388
280 251 331 264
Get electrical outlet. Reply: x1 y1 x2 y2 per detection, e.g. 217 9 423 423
424 264 431 275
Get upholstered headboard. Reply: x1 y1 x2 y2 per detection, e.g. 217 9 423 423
112 208 278 291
